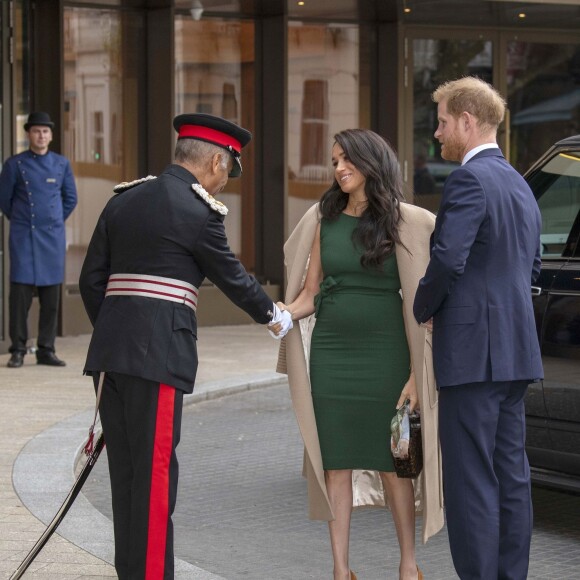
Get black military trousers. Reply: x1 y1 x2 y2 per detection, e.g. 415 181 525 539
9 283 60 354
94 372 183 580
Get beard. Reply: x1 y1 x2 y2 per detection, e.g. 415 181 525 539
440 130 464 163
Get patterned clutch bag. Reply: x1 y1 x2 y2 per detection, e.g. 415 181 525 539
390 400 423 479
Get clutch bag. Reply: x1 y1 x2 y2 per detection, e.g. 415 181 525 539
390 399 423 479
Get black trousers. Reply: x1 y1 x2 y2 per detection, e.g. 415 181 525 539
9 283 60 355
94 372 183 580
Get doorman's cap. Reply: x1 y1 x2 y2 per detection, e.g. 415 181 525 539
24 112 55 131
173 113 251 178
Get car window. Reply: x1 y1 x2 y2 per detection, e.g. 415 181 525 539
531 151 580 258
570 211 580 258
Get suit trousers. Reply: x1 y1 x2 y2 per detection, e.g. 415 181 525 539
439 380 532 580
8 283 60 355
95 372 183 580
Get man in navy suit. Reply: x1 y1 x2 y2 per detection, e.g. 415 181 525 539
413 77 543 580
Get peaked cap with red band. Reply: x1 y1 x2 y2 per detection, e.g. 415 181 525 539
173 113 251 178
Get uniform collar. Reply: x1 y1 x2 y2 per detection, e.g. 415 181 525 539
165 163 199 185
27 149 51 158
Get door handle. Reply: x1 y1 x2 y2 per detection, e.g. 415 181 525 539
531 286 543 296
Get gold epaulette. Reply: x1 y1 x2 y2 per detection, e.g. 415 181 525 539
113 175 157 193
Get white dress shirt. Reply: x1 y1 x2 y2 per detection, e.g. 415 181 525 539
462 143 499 165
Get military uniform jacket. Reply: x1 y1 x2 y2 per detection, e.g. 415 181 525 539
79 164 274 393
0 150 78 285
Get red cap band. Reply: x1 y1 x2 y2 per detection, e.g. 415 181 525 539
178 125 242 154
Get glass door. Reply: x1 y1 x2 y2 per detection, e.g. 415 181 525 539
503 35 580 175
13 0 30 154
1 0 31 347
174 16 256 269
63 7 144 292
404 29 580 212
287 21 367 234
406 31 496 213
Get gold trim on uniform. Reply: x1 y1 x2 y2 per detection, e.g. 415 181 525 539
192 183 228 215
113 175 157 193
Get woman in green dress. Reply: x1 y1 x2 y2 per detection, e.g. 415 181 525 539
273 129 424 580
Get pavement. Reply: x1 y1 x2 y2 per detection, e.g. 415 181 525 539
2 325 580 580
1 325 283 579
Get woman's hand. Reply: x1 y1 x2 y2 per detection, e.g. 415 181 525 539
396 371 419 412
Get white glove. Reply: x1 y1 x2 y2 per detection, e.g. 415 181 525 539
268 303 293 340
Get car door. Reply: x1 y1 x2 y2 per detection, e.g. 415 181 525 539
526 143 580 482
541 209 580 478
526 261 554 467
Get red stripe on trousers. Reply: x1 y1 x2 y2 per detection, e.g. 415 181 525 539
145 384 175 580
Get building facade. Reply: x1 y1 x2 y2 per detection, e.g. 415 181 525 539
0 0 579 350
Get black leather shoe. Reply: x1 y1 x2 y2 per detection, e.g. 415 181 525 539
36 352 66 367
7 352 24 368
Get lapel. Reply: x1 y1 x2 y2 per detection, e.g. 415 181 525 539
284 203 321 302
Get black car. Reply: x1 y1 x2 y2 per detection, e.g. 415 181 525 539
524 135 580 492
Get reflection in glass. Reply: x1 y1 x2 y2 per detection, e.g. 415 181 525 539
288 22 361 232
175 17 255 268
507 41 580 175
1 4 26 335
529 151 580 258
174 0 242 15
14 0 31 153
1 0 31 339
287 0 359 20
412 38 492 212
63 8 143 288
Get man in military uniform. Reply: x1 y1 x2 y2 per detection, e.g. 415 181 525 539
79 113 291 580
0 111 78 368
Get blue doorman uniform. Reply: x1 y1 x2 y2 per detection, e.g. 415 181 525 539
79 114 286 580
0 149 77 285
0 112 77 366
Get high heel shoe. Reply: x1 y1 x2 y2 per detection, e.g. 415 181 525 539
417 566 423 580
350 572 357 580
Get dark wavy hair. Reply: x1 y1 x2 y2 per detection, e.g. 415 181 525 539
319 129 406 269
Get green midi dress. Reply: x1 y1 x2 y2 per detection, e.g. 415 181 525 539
309 213 410 472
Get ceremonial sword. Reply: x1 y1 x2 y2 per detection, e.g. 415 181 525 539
10 432 105 580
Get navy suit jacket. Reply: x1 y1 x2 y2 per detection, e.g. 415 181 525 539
413 148 543 387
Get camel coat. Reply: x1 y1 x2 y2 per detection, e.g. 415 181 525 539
276 202 444 543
